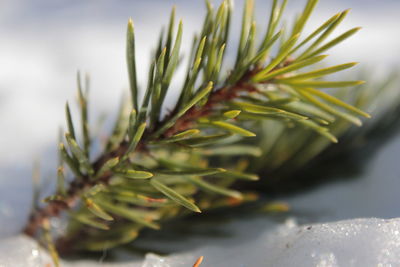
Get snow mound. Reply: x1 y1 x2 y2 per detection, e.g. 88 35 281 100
269 218 400 266
0 235 52 267
1 218 399 266
146 218 400 266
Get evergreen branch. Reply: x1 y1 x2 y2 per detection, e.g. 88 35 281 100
22 0 371 256
247 74 400 194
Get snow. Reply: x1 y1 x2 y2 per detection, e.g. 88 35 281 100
140 218 400 267
0 235 52 267
1 218 400 266
271 218 400 266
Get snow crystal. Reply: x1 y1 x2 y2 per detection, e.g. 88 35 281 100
141 254 171 267
270 218 400 266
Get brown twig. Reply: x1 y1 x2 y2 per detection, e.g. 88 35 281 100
23 143 129 237
193 256 204 267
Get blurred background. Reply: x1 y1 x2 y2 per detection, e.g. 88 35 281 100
0 0 399 236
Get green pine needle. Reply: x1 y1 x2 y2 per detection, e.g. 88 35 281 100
24 0 378 256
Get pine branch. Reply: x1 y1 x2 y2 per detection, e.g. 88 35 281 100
22 0 370 256
250 73 400 194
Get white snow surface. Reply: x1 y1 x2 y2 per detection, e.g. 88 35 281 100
136 218 400 267
0 235 52 267
1 218 400 267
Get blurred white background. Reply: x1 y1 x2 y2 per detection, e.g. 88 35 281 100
0 0 400 235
